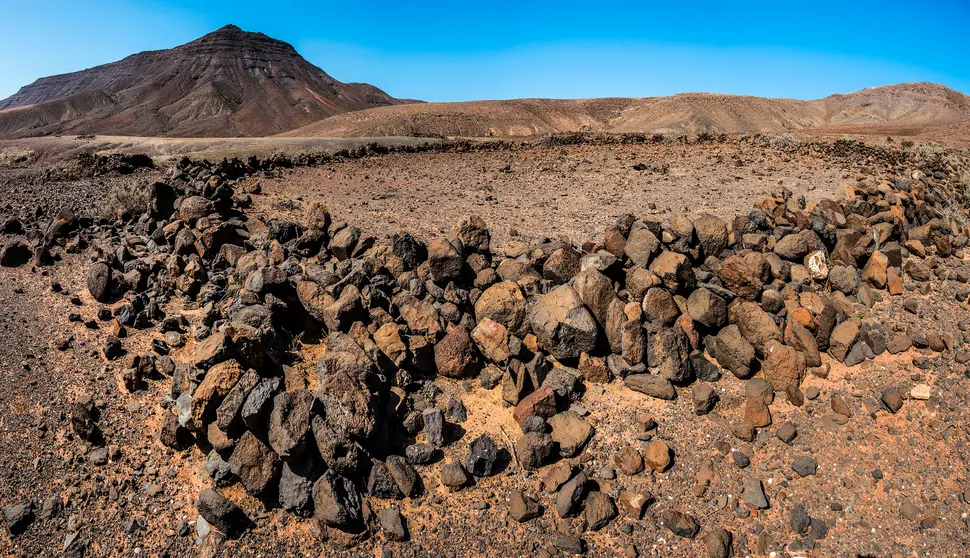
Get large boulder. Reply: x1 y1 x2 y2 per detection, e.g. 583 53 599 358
694 214 728 256
313 471 364 532
314 333 379 440
730 300 781 353
528 285 598 361
687 287 727 328
715 325 755 379
474 282 527 334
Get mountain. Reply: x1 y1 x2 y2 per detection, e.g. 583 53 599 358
0 25 405 138
283 82 970 138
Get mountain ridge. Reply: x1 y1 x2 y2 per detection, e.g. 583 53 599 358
282 82 970 138
1 24 966 140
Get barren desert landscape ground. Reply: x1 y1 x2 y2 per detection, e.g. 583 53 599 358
1 130 970 558
1 16 970 558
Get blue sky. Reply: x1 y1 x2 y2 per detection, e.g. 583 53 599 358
1 0 968 102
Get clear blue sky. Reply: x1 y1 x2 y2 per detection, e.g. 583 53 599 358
1 0 968 102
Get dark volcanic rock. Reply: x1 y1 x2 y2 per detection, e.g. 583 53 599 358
229 431 281 496
197 489 250 538
313 471 364 532
465 434 500 477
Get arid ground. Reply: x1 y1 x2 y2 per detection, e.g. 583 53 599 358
0 133 969 558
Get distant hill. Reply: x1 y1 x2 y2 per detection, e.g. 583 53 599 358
283 82 970 138
2 26 966 140
0 25 406 138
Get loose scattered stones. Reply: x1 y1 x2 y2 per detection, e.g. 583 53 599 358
30 143 968 553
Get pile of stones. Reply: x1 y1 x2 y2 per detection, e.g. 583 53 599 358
7 147 964 549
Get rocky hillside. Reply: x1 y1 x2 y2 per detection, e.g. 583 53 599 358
286 83 970 138
0 25 404 138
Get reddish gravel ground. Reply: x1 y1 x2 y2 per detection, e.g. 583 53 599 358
1 136 969 558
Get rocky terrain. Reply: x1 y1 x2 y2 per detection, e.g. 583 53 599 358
1 134 970 558
0 25 406 138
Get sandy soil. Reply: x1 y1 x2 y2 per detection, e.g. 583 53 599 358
252 142 852 247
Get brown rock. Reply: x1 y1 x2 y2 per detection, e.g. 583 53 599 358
645 440 672 472
471 318 511 364
624 227 660 266
509 490 542 522
618 491 651 519
613 447 644 475
528 285 598 361
687 287 727 328
435 325 478 378
584 492 617 530
543 247 581 283
861 251 889 288
427 237 464 284
450 215 490 252
513 386 557 427
649 251 696 293
715 324 756 379
784 319 821 368
720 254 764 301
828 320 860 362
774 233 809 260
886 267 903 295
373 323 407 366
548 411 593 457
229 431 281 496
190 360 245 430
643 287 680 325
761 340 806 392
694 214 728 256
730 300 782 352
624 374 676 400
572 269 616 326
